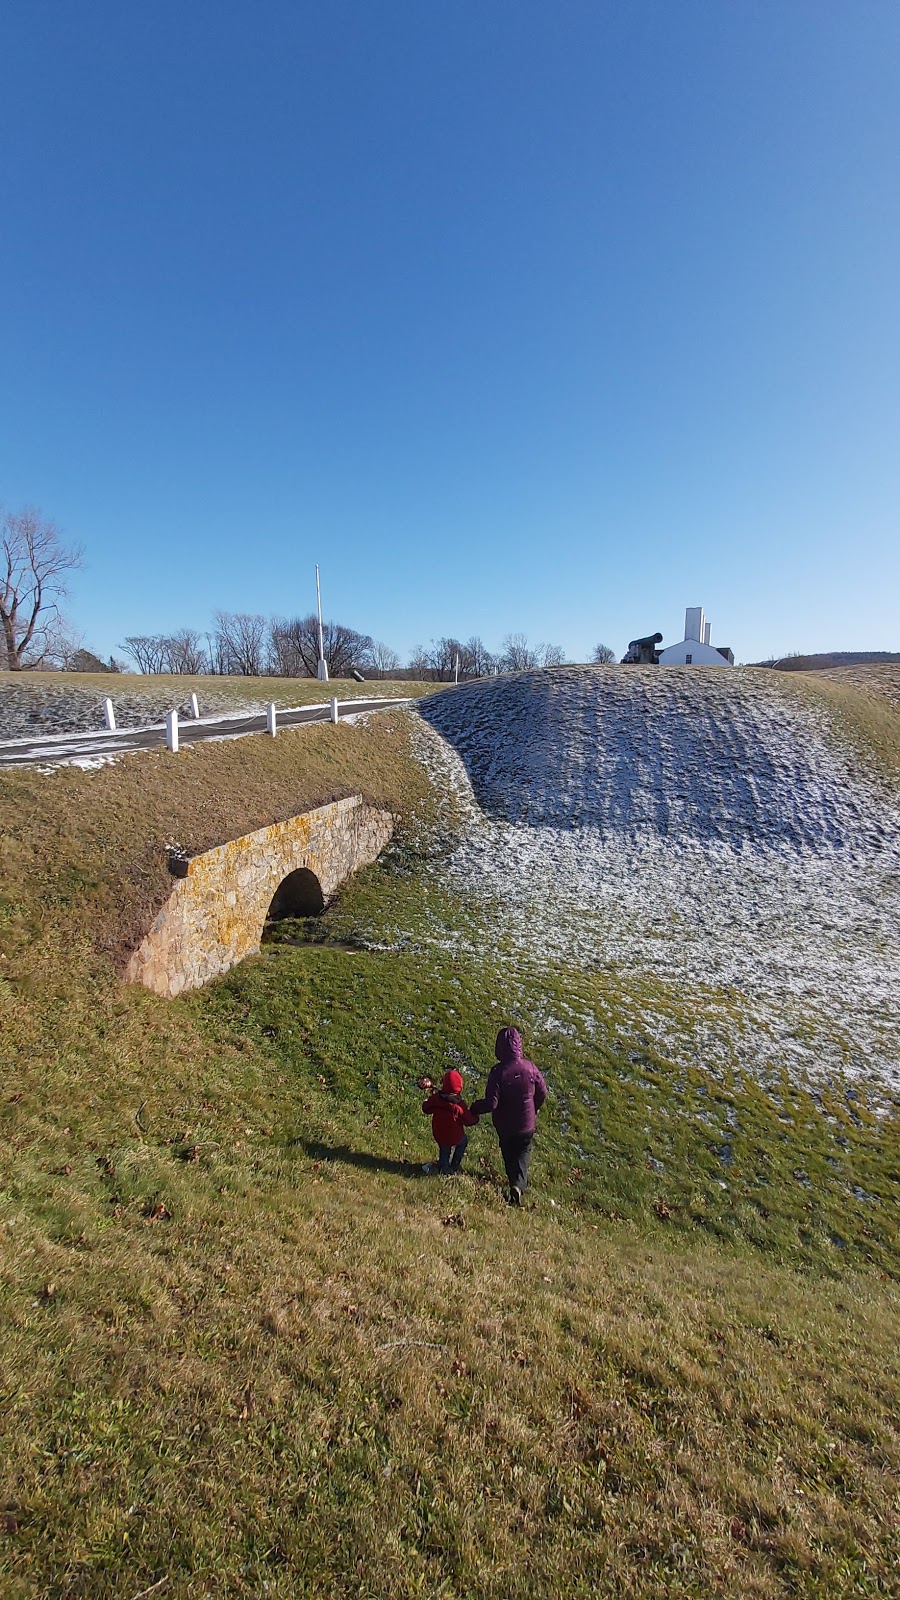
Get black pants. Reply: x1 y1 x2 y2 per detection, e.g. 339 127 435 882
499 1132 533 1194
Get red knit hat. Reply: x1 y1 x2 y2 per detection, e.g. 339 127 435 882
442 1069 463 1094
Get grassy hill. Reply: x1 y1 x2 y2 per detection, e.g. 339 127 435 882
812 661 900 713
1 673 898 1597
754 653 900 672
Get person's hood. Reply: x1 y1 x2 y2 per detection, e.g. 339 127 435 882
495 1027 523 1063
442 1069 464 1094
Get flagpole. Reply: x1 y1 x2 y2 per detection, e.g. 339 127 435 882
315 564 329 682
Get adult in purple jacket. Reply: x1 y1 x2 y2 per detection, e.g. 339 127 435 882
472 1026 547 1206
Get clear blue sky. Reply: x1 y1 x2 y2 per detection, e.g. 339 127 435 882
2 1 899 665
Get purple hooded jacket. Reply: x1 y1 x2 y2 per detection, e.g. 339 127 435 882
471 1027 547 1137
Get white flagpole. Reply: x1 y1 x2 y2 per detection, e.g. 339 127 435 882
315 563 329 682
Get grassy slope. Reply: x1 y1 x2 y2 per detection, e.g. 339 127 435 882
0 710 432 962
1 681 899 1597
780 665 900 788
0 671 433 709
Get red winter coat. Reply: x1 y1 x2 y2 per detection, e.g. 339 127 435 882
422 1091 479 1148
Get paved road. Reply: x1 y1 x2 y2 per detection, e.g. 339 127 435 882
0 697 412 768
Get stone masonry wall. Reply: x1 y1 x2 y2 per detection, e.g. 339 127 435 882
125 795 393 997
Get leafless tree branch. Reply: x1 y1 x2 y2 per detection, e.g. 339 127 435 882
121 635 169 673
212 611 268 676
1 506 83 671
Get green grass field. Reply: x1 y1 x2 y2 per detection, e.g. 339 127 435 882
1 681 898 1597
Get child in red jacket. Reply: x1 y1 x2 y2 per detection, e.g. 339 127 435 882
421 1070 479 1174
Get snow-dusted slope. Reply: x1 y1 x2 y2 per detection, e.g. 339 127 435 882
420 666 891 851
412 668 900 1092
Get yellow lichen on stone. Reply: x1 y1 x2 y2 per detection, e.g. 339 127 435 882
124 795 392 996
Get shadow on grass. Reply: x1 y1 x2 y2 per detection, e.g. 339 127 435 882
293 1137 426 1176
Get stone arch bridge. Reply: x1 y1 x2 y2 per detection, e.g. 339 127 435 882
125 795 393 997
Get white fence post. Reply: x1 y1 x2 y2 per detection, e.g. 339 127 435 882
166 709 179 752
330 697 339 724
189 692 200 718
103 698 116 731
266 702 277 737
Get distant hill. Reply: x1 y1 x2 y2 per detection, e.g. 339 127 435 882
754 651 900 671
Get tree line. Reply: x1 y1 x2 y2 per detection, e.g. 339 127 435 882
121 614 378 677
119 618 578 679
1 502 616 676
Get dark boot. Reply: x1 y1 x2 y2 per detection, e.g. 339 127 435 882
499 1133 533 1200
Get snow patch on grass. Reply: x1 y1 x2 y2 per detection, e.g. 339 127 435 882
406 669 900 1092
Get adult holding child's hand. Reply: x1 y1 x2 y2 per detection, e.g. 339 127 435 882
472 1026 547 1206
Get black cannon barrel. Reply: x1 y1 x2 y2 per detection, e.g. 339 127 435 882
622 630 664 665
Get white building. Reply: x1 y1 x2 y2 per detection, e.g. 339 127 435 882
659 607 734 666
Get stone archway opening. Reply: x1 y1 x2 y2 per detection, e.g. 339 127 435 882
125 796 394 994
265 867 326 921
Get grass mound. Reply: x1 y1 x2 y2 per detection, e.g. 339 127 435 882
419 663 899 845
411 667 900 1094
1 688 899 1596
0 709 431 962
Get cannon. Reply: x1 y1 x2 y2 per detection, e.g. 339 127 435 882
622 631 663 665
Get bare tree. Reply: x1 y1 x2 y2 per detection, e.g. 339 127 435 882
430 637 465 681
464 636 497 678
30 614 85 670
320 618 374 678
212 611 268 676
407 644 431 677
1 506 83 671
121 634 169 673
408 638 471 682
268 616 309 677
207 627 230 676
498 634 567 671
367 639 401 674
592 642 615 664
407 637 495 680
539 642 567 667
162 628 207 674
273 614 373 678
499 633 540 672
